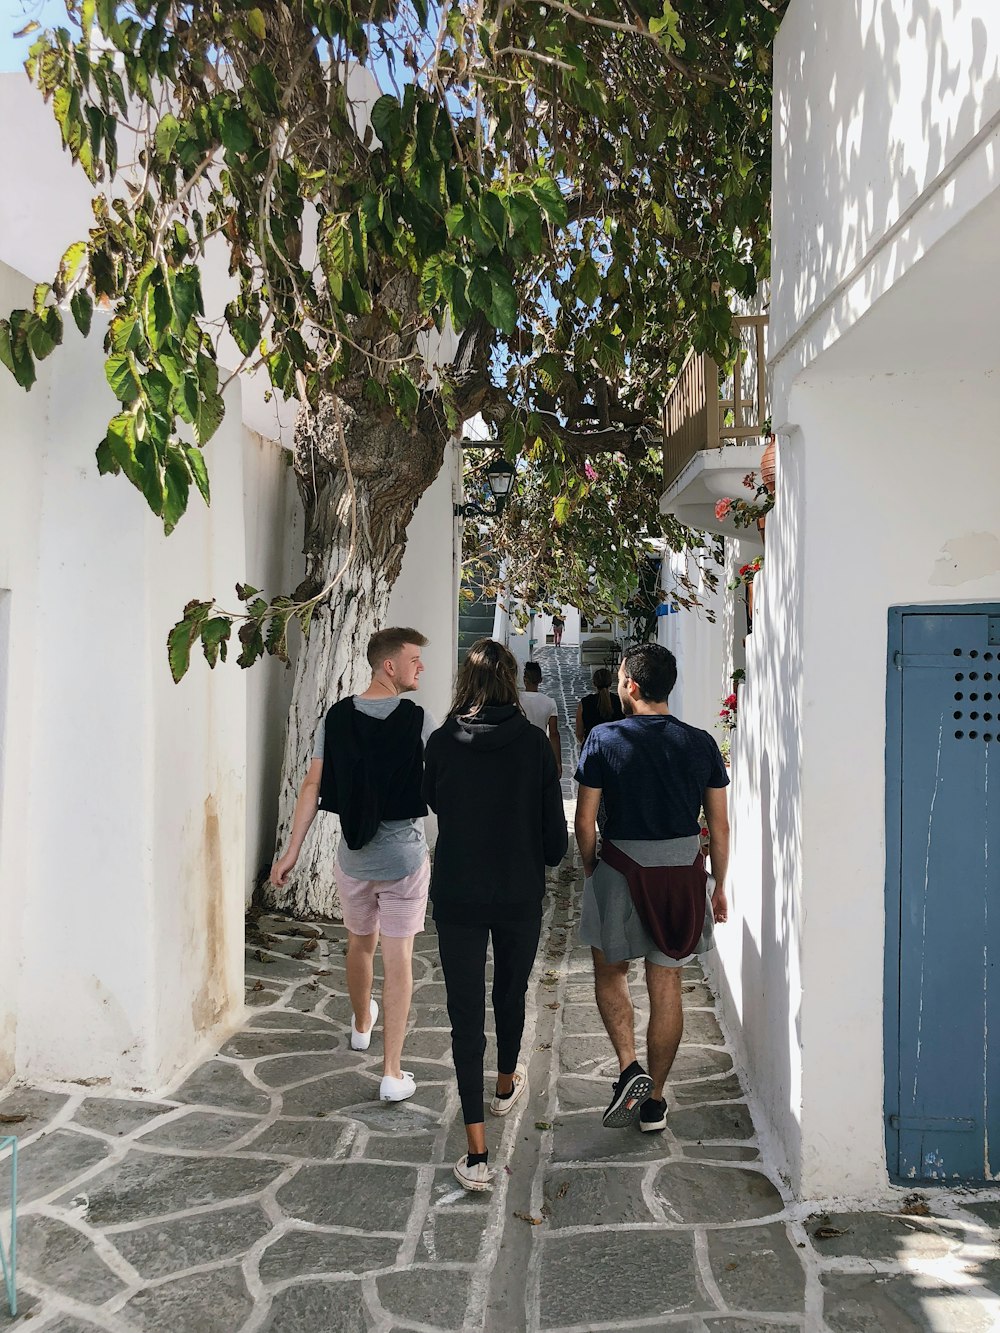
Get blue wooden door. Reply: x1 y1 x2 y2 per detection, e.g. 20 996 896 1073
887 609 1000 1182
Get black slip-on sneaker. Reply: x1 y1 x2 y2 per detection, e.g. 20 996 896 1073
639 1097 668 1133
602 1063 654 1128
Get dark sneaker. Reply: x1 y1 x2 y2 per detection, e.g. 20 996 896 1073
639 1097 667 1133
602 1062 653 1128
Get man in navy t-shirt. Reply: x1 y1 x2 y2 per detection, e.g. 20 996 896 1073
574 643 730 1133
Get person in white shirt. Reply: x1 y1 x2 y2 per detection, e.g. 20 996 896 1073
519 661 562 777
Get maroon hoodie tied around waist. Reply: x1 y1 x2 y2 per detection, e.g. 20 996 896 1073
599 840 708 960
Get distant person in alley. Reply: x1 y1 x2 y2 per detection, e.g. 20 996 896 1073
574 643 729 1133
423 639 568 1191
575 666 624 747
519 660 562 778
270 627 436 1105
551 612 565 646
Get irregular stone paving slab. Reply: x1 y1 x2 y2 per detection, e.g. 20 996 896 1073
343 1102 442 1134
555 1075 613 1110
67 1153 282 1224
0 1128 110 1204
704 1321 804 1332
680 1008 726 1045
220 1029 346 1059
245 951 325 981
256 1281 375 1331
258 1228 400 1281
667 1102 755 1143
72 1097 173 1136
651 1162 784 1224
681 1144 761 1162
415 1209 490 1261
963 1201 1000 1228
805 1210 957 1262
822 1271 995 1332
111 1203 273 1279
121 1264 255 1332
672 1073 746 1104
539 1230 707 1328
707 1221 806 1310
276 1162 417 1229
559 1032 626 1072
378 1268 473 1330
670 1046 734 1080
241 1117 355 1160
0 1087 70 1134
246 985 283 1006
549 1115 679 1165
279 1071 384 1116
15 1215 126 1303
41 1320 108 1333
253 1051 360 1089
171 1059 271 1114
248 1009 339 1030
542 1165 659 1227
137 1110 261 1151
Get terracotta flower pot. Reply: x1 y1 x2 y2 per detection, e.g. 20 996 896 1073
761 436 776 494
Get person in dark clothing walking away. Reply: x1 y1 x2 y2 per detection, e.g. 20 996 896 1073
551 612 565 646
423 639 568 1190
574 643 729 1134
575 667 624 747
270 627 436 1106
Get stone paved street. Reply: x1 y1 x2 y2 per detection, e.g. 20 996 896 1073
2 648 1000 1331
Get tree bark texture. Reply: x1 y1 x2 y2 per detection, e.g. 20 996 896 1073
265 388 445 918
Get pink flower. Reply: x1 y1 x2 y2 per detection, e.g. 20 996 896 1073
715 498 733 521
584 462 597 482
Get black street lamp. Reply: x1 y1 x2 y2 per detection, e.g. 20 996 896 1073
453 456 516 520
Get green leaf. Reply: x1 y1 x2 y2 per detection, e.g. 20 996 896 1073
155 113 180 160
163 443 190 533
105 353 140 403
220 107 254 156
167 617 198 682
489 272 517 333
445 203 467 238
194 391 224 446
248 63 280 115
245 8 267 41
371 95 401 148
575 256 601 306
388 369 420 418
186 444 211 504
28 307 63 359
70 289 93 336
469 267 492 313
200 616 231 667
531 178 568 226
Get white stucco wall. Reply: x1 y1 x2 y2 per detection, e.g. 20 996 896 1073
0 259 300 1088
658 550 726 735
387 439 462 729
719 0 1000 1199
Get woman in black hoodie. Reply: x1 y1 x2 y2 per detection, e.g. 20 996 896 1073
423 639 568 1190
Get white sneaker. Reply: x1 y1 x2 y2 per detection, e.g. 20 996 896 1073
454 1154 496 1192
380 1071 416 1102
489 1062 528 1117
351 999 379 1051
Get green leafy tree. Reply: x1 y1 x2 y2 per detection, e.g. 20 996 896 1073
2 0 783 913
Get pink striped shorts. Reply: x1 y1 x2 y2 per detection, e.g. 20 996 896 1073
335 857 430 937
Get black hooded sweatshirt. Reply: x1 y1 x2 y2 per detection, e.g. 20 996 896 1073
422 703 569 923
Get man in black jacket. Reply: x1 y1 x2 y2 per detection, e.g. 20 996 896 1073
270 627 436 1105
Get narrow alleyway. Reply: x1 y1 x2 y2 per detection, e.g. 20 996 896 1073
2 648 1000 1331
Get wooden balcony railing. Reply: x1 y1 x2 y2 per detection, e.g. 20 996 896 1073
662 314 768 490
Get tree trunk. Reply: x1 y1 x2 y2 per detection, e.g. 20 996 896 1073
264 388 446 918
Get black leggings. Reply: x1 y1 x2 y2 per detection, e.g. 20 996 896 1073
435 916 542 1125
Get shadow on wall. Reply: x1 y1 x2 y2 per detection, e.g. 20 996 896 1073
708 425 805 1184
772 0 996 364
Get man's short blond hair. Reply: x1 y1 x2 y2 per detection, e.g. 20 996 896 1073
367 626 428 670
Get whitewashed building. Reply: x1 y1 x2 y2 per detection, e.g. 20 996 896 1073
662 0 1000 1200
0 74 461 1095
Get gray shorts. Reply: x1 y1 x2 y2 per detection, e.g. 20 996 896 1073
579 836 716 968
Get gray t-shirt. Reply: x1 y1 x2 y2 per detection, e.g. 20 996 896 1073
313 696 437 881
